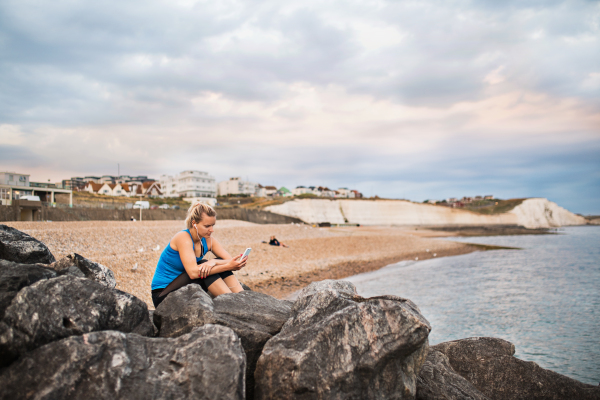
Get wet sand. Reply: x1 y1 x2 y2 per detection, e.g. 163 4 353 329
3 220 507 308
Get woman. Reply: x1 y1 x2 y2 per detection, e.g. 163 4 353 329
151 202 246 308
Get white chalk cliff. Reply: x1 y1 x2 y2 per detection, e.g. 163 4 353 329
265 198 586 229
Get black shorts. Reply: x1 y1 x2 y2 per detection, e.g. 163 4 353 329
152 270 234 308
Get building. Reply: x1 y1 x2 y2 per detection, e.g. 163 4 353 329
61 177 86 191
0 171 73 220
292 186 313 196
276 187 293 197
255 185 278 197
484 195 494 200
217 177 257 197
335 188 357 198
84 181 163 198
160 170 216 198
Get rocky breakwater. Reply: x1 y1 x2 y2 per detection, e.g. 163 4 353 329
1 223 599 400
0 224 246 399
417 337 600 400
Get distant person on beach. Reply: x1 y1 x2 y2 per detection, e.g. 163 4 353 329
268 235 289 248
150 203 247 308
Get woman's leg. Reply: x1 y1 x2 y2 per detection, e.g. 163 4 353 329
222 274 244 293
206 277 232 296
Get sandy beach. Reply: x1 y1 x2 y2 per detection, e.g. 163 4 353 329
3 220 503 308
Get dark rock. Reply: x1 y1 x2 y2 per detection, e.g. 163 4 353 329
432 337 600 400
49 253 116 288
254 280 431 400
0 275 153 367
148 310 158 337
0 225 55 264
240 281 252 291
0 325 246 400
0 259 57 319
417 350 490 400
154 284 292 400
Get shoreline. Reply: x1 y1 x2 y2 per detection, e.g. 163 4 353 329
2 220 535 307
249 241 516 299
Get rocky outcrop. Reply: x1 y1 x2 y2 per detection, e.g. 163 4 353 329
0 275 153 367
0 224 55 264
254 280 431 400
418 337 600 400
417 350 491 400
154 284 292 400
49 253 116 288
0 259 57 319
0 324 246 400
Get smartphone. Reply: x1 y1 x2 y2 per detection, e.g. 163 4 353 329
242 248 252 259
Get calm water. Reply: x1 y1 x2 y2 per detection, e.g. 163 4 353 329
345 226 600 385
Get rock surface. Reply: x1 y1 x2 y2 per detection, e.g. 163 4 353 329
0 275 153 367
0 224 55 264
429 337 600 400
417 350 491 400
49 253 116 288
0 325 246 400
0 259 57 319
254 280 431 400
154 284 292 400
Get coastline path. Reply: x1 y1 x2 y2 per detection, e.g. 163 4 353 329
3 220 510 308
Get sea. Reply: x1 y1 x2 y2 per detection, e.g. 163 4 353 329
345 225 600 385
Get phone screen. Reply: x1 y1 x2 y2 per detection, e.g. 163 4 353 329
242 248 252 258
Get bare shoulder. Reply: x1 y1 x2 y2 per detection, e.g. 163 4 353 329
171 230 192 251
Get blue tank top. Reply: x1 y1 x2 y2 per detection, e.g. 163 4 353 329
151 230 208 290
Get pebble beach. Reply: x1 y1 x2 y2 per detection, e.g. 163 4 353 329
3 220 488 308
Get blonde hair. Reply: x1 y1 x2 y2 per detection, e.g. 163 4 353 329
185 202 217 229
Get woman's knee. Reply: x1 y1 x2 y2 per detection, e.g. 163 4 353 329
207 277 232 296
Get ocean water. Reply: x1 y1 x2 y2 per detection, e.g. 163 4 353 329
345 226 600 385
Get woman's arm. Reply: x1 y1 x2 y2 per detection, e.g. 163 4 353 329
197 237 247 279
173 232 207 280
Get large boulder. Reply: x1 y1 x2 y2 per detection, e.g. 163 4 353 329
0 225 55 264
0 259 57 319
430 337 600 400
417 350 491 400
154 284 292 400
0 275 153 367
254 280 431 400
0 325 246 400
49 253 116 288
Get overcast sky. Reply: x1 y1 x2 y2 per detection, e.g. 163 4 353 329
1 0 598 214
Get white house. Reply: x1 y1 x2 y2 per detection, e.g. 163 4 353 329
160 170 216 198
217 177 258 196
335 188 356 198
292 186 313 196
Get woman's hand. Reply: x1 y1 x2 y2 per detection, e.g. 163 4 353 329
198 259 217 279
227 254 248 271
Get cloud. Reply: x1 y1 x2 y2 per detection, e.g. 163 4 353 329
0 0 599 213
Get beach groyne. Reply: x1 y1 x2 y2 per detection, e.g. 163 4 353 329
265 198 587 229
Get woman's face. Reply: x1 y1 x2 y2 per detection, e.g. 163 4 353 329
194 216 216 238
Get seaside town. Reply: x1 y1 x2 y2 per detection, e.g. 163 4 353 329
1 169 500 221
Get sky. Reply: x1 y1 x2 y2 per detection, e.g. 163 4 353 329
1 0 599 214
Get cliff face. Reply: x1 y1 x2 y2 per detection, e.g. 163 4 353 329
508 198 586 229
265 198 586 229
